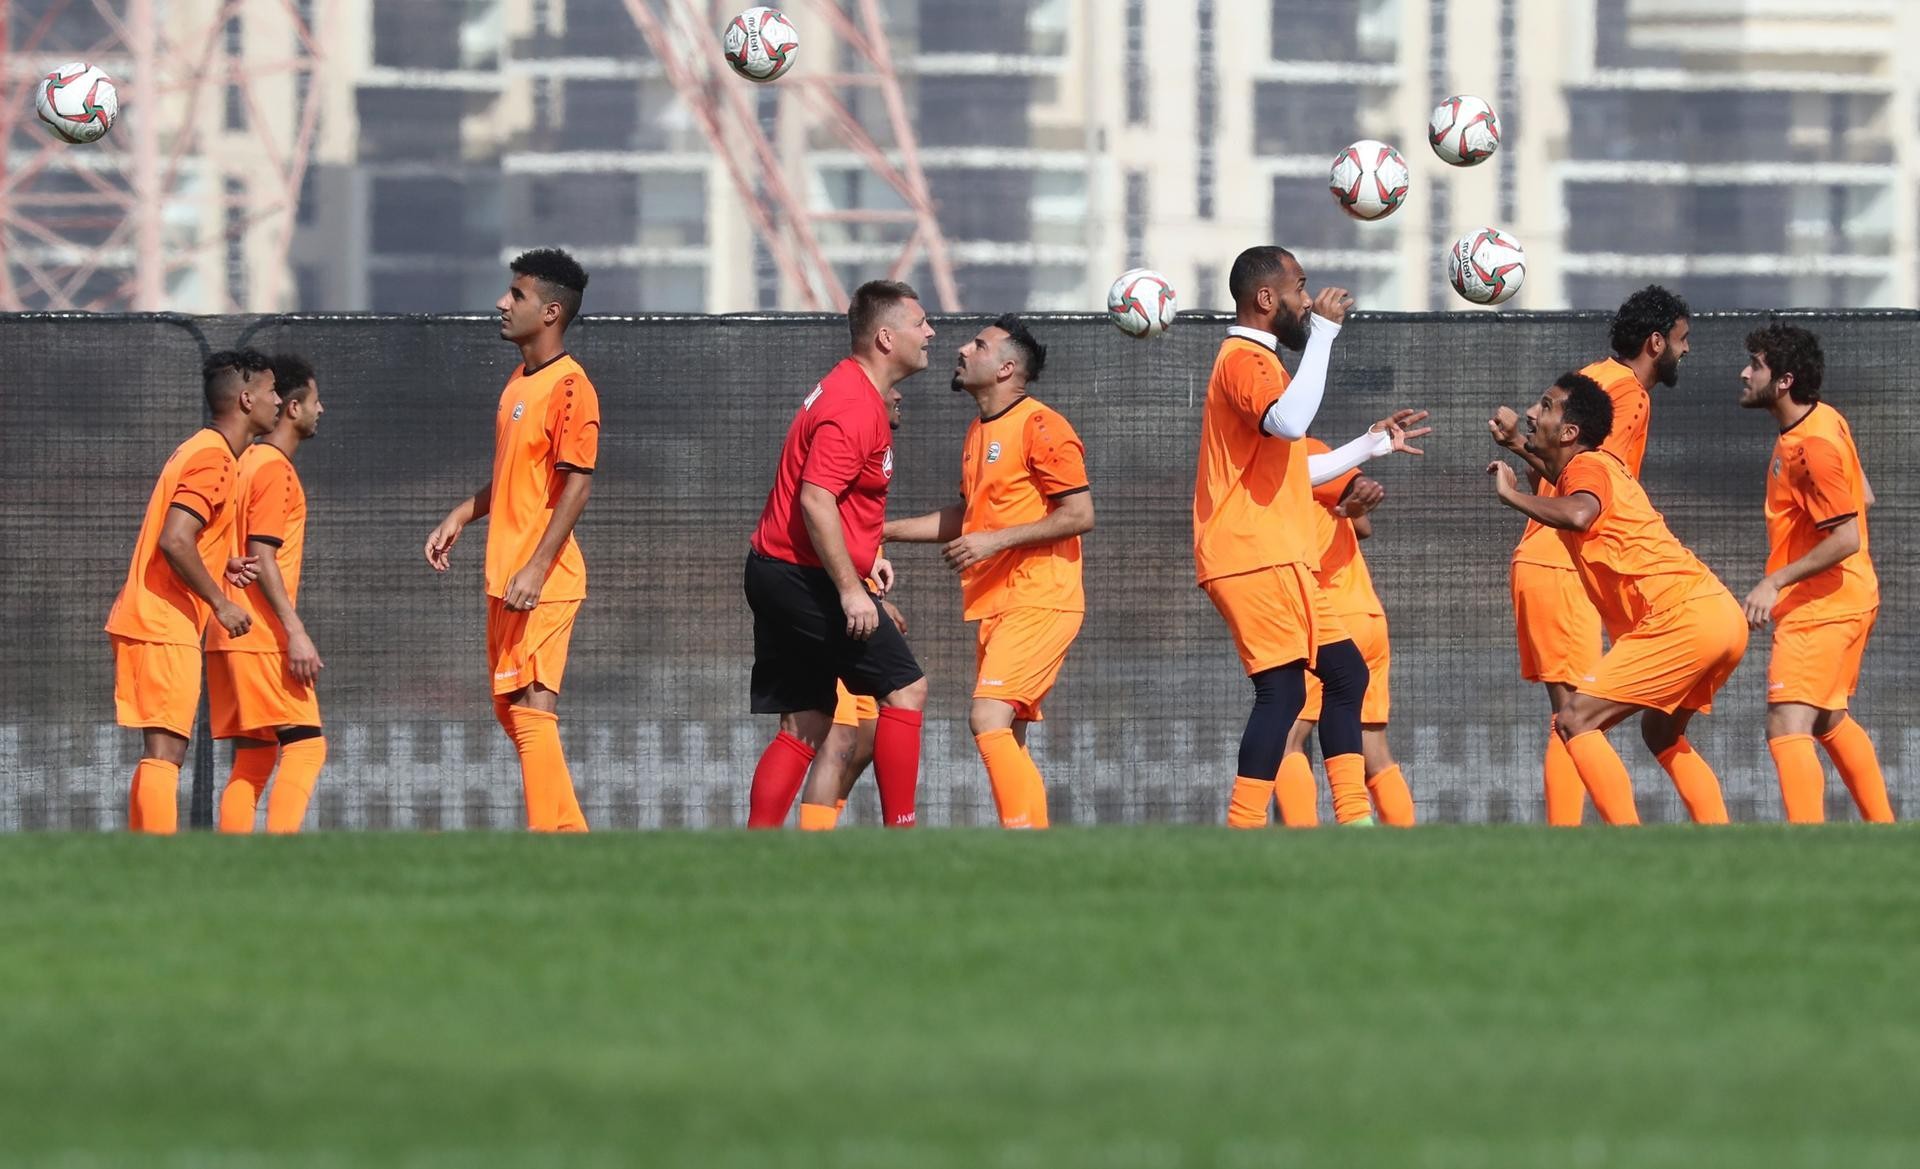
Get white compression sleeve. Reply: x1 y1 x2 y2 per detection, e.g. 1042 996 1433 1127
1307 429 1394 486
1260 313 1342 439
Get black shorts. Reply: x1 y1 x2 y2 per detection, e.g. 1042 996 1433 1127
744 550 924 715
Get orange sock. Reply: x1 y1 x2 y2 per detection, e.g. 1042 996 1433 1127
218 745 277 833
975 729 1045 829
1563 731 1640 825
504 706 588 833
1656 738 1728 825
1228 777 1274 828
129 758 180 835
798 802 838 831
1817 717 1894 823
1325 753 1372 824
266 735 325 834
1544 718 1585 826
1021 745 1050 828
1768 734 1825 824
1274 752 1318 827
1367 763 1415 827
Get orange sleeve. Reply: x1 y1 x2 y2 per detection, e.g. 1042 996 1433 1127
170 446 231 523
1025 409 1089 497
1600 385 1650 474
245 457 294 545
548 374 601 473
1557 455 1613 516
1791 437 1860 527
1221 348 1288 427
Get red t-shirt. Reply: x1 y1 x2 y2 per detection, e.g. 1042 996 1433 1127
751 358 894 577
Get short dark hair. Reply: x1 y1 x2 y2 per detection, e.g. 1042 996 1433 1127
202 348 274 414
992 313 1047 382
1609 284 1690 361
270 353 316 404
1556 370 1613 450
1745 322 1824 405
510 248 589 328
1227 245 1297 306
847 280 921 350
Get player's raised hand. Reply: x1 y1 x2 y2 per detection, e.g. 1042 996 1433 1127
871 556 895 597
942 531 1003 573
1336 477 1386 518
1488 406 1523 450
224 555 261 588
503 564 544 612
841 587 879 640
1371 408 1431 455
1742 578 1780 629
287 627 325 683
1311 286 1355 325
425 518 462 572
882 598 909 638
213 599 252 639
1486 460 1519 497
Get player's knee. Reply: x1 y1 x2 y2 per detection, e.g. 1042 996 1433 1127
1250 665 1306 715
780 709 833 749
1556 706 1597 740
143 729 189 766
1638 714 1680 756
1317 642 1370 707
968 698 1016 737
882 676 929 711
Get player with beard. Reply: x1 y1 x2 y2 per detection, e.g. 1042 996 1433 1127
1488 285 1691 825
1195 246 1429 828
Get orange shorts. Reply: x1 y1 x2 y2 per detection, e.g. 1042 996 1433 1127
1302 609 1390 724
1204 564 1347 676
1511 561 1602 685
111 635 200 738
1580 589 1748 715
974 606 1083 722
833 680 879 727
487 597 581 696
206 651 322 739
1768 607 1875 711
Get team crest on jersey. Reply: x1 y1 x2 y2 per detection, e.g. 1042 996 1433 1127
1771 456 1782 478
986 441 1002 464
511 401 525 421
882 447 894 478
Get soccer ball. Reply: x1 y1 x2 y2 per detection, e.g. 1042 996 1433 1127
1328 140 1410 221
1107 268 1177 339
723 7 800 83
1448 228 1526 306
35 61 118 144
1428 95 1500 166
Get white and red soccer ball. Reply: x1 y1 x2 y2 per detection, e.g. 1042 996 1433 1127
1428 95 1501 166
1448 228 1526 306
35 61 117 144
1328 140 1410 222
1106 268 1178 339
724 7 801 83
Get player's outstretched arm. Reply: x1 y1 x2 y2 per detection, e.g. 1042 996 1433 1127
502 471 592 611
1742 516 1861 628
249 536 324 682
1487 462 1599 531
799 482 879 639
1307 410 1431 486
425 480 491 571
157 507 250 637
943 490 1094 572
882 503 963 545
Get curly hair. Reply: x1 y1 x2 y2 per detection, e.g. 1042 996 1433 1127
1608 284 1690 361
510 248 590 327
1745 322 1824 404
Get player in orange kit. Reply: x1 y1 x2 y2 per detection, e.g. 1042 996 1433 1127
1736 323 1893 823
884 315 1093 828
1488 286 1690 824
206 352 329 833
426 249 599 832
1490 373 1746 826
106 350 278 833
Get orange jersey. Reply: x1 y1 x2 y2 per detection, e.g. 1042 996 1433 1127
959 396 1089 619
1194 335 1315 583
1766 402 1876 622
1556 449 1723 635
486 354 600 602
105 428 240 646
1513 357 1650 568
1304 438 1384 619
207 443 307 653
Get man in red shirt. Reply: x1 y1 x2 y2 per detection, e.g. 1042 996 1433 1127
746 280 934 828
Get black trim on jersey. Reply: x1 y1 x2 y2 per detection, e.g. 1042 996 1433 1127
554 461 595 475
1048 485 1092 501
521 350 572 378
1814 511 1858 531
168 501 207 526
246 534 285 549
979 395 1031 424
1778 401 1822 435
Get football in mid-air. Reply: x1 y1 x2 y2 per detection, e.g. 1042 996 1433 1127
723 7 800 83
1328 140 1410 221
35 61 117 144
1428 95 1501 166
1448 228 1527 306
1106 268 1178 339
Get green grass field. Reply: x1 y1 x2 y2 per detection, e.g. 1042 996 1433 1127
2 827 1916 1168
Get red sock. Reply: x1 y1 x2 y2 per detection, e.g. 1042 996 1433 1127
873 707 923 828
748 731 815 828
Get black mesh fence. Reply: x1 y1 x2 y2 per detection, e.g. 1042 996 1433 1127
3 310 1915 829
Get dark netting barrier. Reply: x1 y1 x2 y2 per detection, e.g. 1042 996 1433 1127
3 310 1915 829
